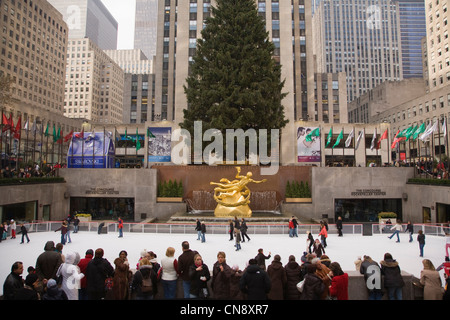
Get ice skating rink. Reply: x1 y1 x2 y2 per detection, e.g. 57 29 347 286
1 228 447 296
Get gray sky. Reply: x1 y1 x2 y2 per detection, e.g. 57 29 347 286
101 0 136 50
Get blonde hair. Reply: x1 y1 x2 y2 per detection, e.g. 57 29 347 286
139 258 151 266
422 259 435 271
166 247 175 257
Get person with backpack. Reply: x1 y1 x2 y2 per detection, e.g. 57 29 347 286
131 258 157 300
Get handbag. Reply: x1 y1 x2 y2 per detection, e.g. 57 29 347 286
105 277 114 290
296 279 305 293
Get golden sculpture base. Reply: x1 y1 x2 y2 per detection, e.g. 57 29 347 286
213 204 252 218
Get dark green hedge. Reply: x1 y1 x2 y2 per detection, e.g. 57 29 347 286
0 177 65 185
407 178 450 186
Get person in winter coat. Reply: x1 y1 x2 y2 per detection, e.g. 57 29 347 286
177 241 199 298
56 251 84 300
112 250 131 300
77 249 93 300
228 220 234 241
131 258 157 300
14 273 40 300
318 223 328 247
200 221 206 243
19 224 30 244
2 261 24 300
320 255 331 268
300 263 325 300
267 255 287 300
234 228 242 251
240 218 250 242
313 258 331 299
189 254 211 299
42 279 68 300
35 241 63 282
211 251 233 299
229 265 244 300
406 221 414 242
380 253 404 300
284 256 302 300
360 255 383 300
160 247 178 299
388 220 403 243
328 262 348 300
336 216 343 236
255 248 271 271
54 221 68 245
306 231 314 253
419 259 444 300
195 219 202 241
85 248 114 300
436 256 450 278
417 230 426 257
313 239 325 258
239 259 271 300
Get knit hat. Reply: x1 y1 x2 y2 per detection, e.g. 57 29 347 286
47 279 57 288
25 273 38 286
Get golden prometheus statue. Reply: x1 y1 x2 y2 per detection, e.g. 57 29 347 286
210 167 267 217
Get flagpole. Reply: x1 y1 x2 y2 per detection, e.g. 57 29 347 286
438 119 442 163
352 126 355 167
103 127 106 168
445 116 449 174
92 128 95 169
0 108 3 171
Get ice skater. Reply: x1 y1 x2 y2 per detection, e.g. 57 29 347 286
234 228 241 251
240 218 250 242
19 223 30 244
388 219 403 243
417 230 425 257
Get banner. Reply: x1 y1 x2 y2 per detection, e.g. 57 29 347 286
67 132 115 168
148 127 172 162
297 126 321 162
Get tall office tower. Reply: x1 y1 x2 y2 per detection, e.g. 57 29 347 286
394 0 426 79
64 38 124 124
105 49 155 123
134 0 158 59
313 0 403 102
0 0 68 114
425 0 449 92
48 0 118 50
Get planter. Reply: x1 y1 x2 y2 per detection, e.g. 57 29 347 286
157 197 184 203
76 216 92 222
285 198 312 203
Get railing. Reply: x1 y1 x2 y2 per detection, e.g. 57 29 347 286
19 221 448 236
22 221 365 235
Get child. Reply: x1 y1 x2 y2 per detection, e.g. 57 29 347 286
234 228 241 251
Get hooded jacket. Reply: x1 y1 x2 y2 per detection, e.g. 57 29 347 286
85 256 114 296
380 258 405 288
78 253 93 289
57 251 84 300
329 273 349 300
267 260 287 300
35 241 63 281
284 261 302 300
239 264 271 300
300 272 325 300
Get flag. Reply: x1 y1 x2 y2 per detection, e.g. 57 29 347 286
1 113 8 132
57 127 63 144
332 130 343 148
44 122 49 137
52 124 57 143
376 129 388 149
412 123 426 140
147 128 156 138
305 127 320 142
391 130 406 149
64 130 74 142
345 129 354 148
405 125 417 141
397 126 411 139
13 116 21 139
370 129 377 151
31 121 37 134
443 119 447 141
355 130 364 150
24 119 30 132
136 128 141 151
75 129 84 139
419 121 438 141
325 128 333 147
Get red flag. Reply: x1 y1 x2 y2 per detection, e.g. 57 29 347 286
1 113 9 132
64 130 74 142
13 116 21 139
377 129 388 149
57 127 63 144
74 129 84 139
391 130 406 149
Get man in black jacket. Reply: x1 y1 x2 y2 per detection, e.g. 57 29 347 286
85 248 114 300
35 241 63 281
177 241 198 298
239 259 271 300
2 261 24 300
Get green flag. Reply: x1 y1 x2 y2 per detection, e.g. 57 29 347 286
147 128 156 138
333 130 344 148
52 124 57 142
325 128 333 147
405 125 418 141
412 123 426 140
397 127 410 138
305 127 320 142
136 128 141 151
44 122 49 137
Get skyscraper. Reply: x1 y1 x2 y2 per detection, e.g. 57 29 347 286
134 0 158 59
312 0 403 102
394 0 427 79
48 0 118 50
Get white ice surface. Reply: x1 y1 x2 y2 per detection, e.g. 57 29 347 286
0 230 447 295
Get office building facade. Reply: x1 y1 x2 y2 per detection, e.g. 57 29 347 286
134 0 158 60
48 0 118 50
